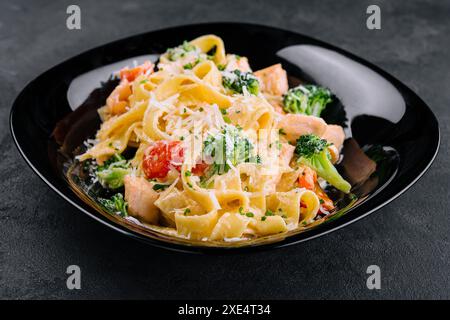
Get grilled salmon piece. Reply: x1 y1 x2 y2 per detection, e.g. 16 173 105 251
278 114 328 143
124 175 160 224
254 63 289 96
322 124 345 150
225 54 252 72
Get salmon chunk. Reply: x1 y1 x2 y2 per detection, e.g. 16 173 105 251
254 64 289 96
225 54 252 72
278 114 328 143
106 80 131 116
322 124 345 150
124 175 160 224
279 143 295 167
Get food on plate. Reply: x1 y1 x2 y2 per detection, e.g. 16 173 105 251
73 35 353 241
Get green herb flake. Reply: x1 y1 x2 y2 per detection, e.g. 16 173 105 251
153 183 170 191
265 210 275 216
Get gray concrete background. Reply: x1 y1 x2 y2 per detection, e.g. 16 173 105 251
0 0 449 299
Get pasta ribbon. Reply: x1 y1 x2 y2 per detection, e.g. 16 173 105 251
190 34 227 65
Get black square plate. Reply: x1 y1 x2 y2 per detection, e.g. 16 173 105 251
10 23 439 253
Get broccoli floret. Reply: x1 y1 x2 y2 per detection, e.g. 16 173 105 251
204 125 255 172
201 125 257 185
283 84 332 117
222 70 259 95
96 154 130 189
98 193 128 217
295 134 351 193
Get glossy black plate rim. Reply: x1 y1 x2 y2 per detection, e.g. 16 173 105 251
10 22 440 254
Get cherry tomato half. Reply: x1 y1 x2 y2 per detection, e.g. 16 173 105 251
192 162 209 176
143 141 183 179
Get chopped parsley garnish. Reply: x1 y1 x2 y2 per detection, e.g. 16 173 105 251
183 57 202 70
265 210 275 216
153 183 170 191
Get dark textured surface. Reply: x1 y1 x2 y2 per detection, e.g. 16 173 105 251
0 0 449 299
